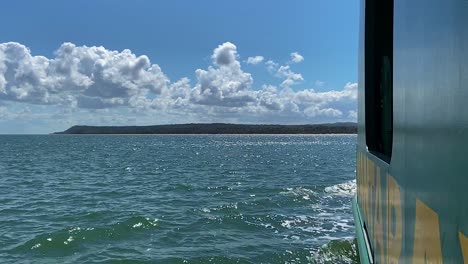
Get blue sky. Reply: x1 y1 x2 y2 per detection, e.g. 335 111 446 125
0 0 359 134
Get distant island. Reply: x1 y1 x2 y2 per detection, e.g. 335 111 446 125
53 123 357 134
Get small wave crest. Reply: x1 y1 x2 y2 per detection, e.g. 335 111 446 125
280 186 317 201
324 180 356 196
312 239 359 264
155 240 358 264
14 216 160 254
279 214 354 242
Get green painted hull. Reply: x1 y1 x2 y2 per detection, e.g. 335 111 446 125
353 196 372 264
354 0 468 262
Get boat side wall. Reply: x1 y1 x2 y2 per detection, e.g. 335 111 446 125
353 195 372 264
356 0 468 262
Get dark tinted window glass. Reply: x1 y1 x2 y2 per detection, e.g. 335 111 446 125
365 0 393 161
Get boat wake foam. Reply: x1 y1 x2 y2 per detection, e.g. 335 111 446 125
324 180 356 197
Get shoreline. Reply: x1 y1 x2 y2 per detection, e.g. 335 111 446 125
53 123 357 135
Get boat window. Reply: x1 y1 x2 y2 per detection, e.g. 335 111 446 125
364 0 393 162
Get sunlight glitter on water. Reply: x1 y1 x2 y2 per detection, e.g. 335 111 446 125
0 135 358 263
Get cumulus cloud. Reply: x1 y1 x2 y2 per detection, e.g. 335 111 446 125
246 56 264 65
293 82 357 108
277 65 304 88
290 52 304 63
0 41 357 124
265 60 279 73
304 106 342 117
191 42 255 107
0 42 168 109
212 42 237 66
264 58 303 88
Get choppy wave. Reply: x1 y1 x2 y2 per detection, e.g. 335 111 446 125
280 187 318 201
324 180 356 196
152 239 359 264
1 134 357 263
15 216 160 254
312 239 359 264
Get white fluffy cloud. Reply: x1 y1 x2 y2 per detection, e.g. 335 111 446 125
246 56 264 65
293 82 357 105
191 42 255 107
0 42 169 109
264 58 303 88
265 60 279 73
211 42 237 66
277 65 304 88
0 41 357 124
290 52 304 63
304 106 342 118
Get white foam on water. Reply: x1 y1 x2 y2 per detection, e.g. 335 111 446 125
324 179 356 196
260 223 274 229
69 227 81 233
275 179 356 249
295 216 353 236
280 187 317 200
281 219 297 229
31 243 41 249
146 218 159 226
311 238 358 264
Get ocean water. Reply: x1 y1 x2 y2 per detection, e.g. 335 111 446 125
0 135 357 263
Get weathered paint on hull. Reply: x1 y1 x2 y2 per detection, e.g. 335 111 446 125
354 150 468 263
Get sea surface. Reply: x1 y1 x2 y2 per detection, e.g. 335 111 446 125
0 135 358 263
